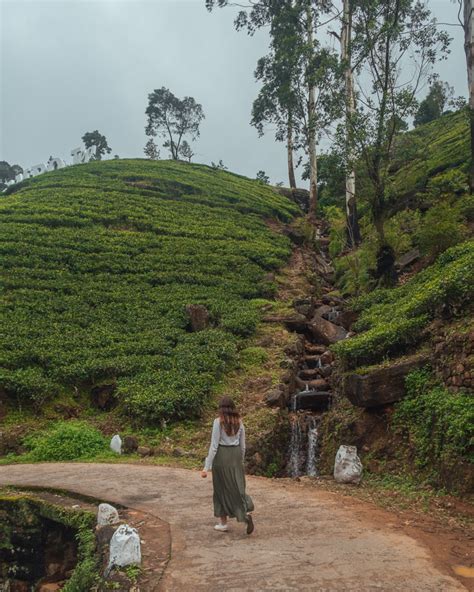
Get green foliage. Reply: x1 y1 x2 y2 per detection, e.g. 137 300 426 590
0 160 297 421
333 241 474 367
23 421 108 461
415 201 467 258
256 170 270 184
81 130 112 161
239 346 269 369
413 80 455 127
324 205 346 258
388 110 469 205
334 209 421 296
394 369 474 470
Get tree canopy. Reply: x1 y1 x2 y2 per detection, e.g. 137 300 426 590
145 87 205 160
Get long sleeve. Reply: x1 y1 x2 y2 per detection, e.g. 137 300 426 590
204 419 220 471
239 422 246 462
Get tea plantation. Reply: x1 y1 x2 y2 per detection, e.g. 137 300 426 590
0 159 298 422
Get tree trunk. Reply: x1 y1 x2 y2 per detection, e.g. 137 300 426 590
464 0 474 194
287 117 297 189
341 0 361 246
306 3 318 220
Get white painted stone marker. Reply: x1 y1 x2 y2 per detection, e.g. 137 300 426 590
110 434 122 454
334 444 363 484
97 502 120 527
108 524 141 568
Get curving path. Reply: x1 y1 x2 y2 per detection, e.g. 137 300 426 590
0 463 467 591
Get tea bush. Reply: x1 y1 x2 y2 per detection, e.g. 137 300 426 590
333 241 474 368
24 421 108 461
0 160 298 421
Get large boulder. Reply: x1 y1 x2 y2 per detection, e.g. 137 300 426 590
185 304 209 332
309 315 347 345
343 353 430 407
123 435 139 454
293 390 331 411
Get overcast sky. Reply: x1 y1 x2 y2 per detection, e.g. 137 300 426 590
0 0 467 184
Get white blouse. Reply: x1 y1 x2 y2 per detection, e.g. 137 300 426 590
203 418 246 471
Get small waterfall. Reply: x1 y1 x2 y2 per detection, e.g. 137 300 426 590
287 413 303 477
287 412 321 478
306 417 320 477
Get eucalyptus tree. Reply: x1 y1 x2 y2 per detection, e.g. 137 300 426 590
456 0 474 192
344 0 450 281
330 0 361 247
145 87 205 160
251 5 301 189
207 0 343 219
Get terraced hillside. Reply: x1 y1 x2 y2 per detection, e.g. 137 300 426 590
0 160 298 422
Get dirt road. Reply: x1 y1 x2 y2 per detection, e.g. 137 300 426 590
0 463 468 591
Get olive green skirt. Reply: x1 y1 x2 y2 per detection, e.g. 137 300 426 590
212 445 254 523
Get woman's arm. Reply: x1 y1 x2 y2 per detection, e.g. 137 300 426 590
203 419 220 471
239 422 246 463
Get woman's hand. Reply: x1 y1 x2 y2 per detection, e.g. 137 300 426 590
201 470 208 478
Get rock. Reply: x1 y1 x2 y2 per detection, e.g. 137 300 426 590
172 447 189 457
264 389 286 407
185 304 209 332
98 503 120 526
320 350 334 365
335 309 358 331
110 434 122 455
395 248 420 271
309 315 347 345
334 445 363 484
318 365 333 379
296 376 328 391
38 584 63 592
96 524 117 547
313 304 333 318
10 581 29 592
298 369 320 381
304 343 326 355
293 298 314 318
151 446 168 456
280 358 298 373
0 426 28 456
277 187 310 212
108 524 141 568
343 353 430 407
293 390 331 411
283 313 308 333
91 383 117 410
137 446 151 457
123 435 139 454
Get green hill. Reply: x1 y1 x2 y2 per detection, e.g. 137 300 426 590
0 159 298 422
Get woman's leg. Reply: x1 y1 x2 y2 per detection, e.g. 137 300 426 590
220 515 228 525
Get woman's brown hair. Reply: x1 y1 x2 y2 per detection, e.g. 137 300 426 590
218 396 241 436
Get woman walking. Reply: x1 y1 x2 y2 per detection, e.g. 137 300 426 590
201 396 254 534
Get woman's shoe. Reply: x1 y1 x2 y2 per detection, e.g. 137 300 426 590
214 523 228 532
246 514 254 535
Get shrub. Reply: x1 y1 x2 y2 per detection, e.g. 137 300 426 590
394 369 474 469
24 421 108 461
415 201 467 258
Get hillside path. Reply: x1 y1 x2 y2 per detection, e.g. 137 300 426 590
0 463 468 592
